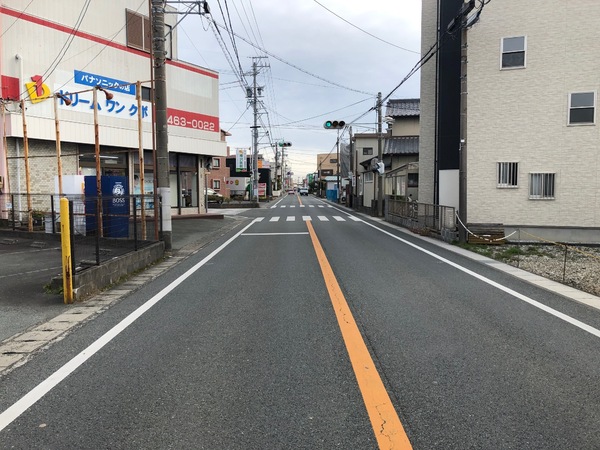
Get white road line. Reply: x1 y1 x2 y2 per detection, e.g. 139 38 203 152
243 232 309 236
333 216 345 221
0 219 261 433
318 216 329 221
302 216 312 221
300 205 305 208
318 205 324 208
350 216 362 222
269 217 280 222
286 216 296 222
309 205 315 208
361 219 600 340
290 205 296 208
281 205 287 208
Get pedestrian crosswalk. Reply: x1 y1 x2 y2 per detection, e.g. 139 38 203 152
256 215 362 223
270 204 331 209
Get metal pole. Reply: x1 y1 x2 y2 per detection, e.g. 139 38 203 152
377 92 383 217
20 99 32 231
136 80 146 240
93 87 103 237
151 0 172 250
53 96 63 195
336 129 340 203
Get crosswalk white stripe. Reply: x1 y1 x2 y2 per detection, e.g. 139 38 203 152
269 217 280 222
302 216 312 221
333 216 345 221
350 216 362 222
318 205 324 208
286 216 295 222
318 216 329 221
255 217 264 222
309 205 315 208
300 205 305 208
290 205 296 208
281 205 286 208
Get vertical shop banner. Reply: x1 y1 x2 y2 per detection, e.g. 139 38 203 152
236 148 247 172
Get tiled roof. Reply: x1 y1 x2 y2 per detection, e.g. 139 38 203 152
386 98 420 117
384 136 419 155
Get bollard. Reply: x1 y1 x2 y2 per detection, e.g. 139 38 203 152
60 197 73 303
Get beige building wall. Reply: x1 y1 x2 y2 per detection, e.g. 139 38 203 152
419 0 439 204
467 0 600 228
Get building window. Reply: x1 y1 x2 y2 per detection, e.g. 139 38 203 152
529 173 555 199
407 173 419 188
212 157 220 168
569 92 595 124
497 162 518 187
330 158 337 164
213 179 221 190
501 36 526 69
364 172 373 183
126 10 172 58
362 147 373 156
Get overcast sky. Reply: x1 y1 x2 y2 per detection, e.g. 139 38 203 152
177 0 422 181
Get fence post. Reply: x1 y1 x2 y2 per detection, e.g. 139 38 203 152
69 200 75 278
133 195 138 251
50 195 55 234
95 197 100 266
60 198 73 303
10 194 15 230
562 245 568 283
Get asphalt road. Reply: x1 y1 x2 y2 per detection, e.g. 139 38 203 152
2 194 600 448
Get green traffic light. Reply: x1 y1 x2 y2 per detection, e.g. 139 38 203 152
325 121 333 128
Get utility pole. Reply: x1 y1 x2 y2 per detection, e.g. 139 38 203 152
149 1 209 250
376 92 383 216
458 24 468 244
251 59 259 203
151 0 171 250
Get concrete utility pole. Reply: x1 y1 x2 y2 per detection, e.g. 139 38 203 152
251 59 259 202
151 0 171 250
458 24 468 244
376 92 383 216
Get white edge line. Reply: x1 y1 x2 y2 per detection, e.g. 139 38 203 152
0 218 259 432
358 219 600 339
242 232 309 236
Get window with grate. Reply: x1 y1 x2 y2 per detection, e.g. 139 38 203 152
362 147 373 155
529 173 555 199
497 162 518 187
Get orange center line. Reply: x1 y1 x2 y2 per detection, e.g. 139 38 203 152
305 220 412 450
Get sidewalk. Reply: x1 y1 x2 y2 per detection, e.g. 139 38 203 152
0 211 251 345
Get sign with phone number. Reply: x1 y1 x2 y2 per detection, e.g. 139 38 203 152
167 108 219 132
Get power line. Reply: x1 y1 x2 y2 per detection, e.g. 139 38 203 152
311 0 420 54
212 20 373 96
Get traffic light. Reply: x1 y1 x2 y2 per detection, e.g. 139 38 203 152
278 141 292 147
323 120 346 129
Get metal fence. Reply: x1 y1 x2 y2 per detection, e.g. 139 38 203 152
0 193 160 272
386 198 457 239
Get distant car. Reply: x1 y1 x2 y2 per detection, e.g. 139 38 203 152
205 188 224 204
287 188 295 194
299 187 309 196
